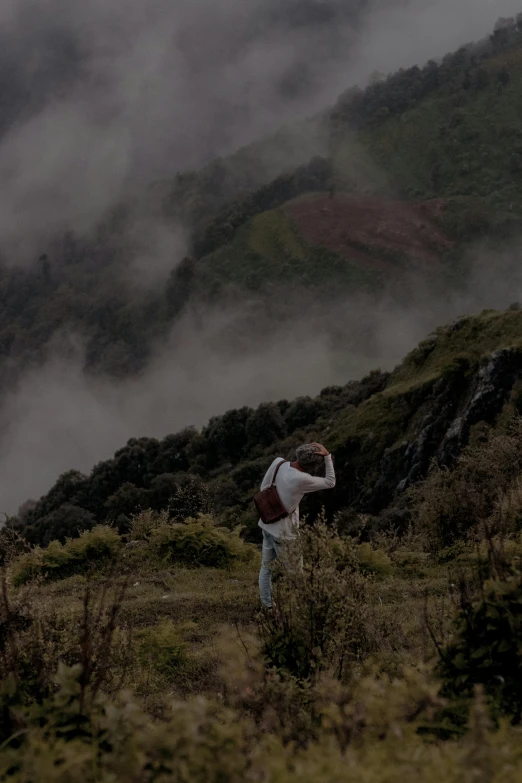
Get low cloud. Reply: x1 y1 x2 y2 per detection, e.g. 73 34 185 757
4 239 522 514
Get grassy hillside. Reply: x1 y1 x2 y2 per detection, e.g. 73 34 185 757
195 206 381 295
175 21 522 254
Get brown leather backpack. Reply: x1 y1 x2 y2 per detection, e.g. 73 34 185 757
253 459 288 524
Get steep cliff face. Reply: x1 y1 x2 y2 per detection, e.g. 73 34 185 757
316 310 522 525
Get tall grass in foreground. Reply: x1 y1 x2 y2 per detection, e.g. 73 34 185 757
4 434 522 781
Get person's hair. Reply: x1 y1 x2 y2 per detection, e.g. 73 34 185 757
295 444 324 471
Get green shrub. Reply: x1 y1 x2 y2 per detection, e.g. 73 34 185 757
0 572 130 716
11 526 122 585
150 516 254 568
331 537 393 576
0 664 255 783
412 420 522 548
390 548 431 578
129 508 170 541
356 542 393 575
6 661 522 783
137 621 197 681
438 572 522 725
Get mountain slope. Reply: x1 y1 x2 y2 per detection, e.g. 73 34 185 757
3 19 522 390
12 306 522 546
286 194 454 268
192 193 455 301
169 20 522 306
340 48 522 232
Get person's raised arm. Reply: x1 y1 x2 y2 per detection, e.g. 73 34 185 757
298 444 336 493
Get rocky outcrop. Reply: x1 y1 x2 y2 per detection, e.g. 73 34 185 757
437 347 522 463
357 347 522 514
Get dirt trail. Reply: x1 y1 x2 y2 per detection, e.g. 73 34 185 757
285 194 454 271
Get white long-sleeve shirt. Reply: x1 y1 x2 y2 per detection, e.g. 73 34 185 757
258 454 336 540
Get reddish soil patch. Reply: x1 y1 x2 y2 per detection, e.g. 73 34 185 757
285 194 455 271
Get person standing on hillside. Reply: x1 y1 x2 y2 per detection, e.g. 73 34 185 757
258 442 336 609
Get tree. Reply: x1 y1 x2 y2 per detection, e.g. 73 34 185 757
151 429 195 475
202 407 252 467
113 438 160 487
105 483 152 521
475 68 490 90
497 66 511 88
431 161 443 192
29 504 96 546
245 403 287 451
168 474 212 522
150 474 179 510
17 499 37 519
84 460 122 518
284 397 322 431
23 470 88 526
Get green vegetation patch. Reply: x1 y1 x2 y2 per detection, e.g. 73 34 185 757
342 53 522 233
12 525 121 586
327 310 522 498
438 573 522 731
392 309 522 391
196 207 381 294
149 517 256 569
136 620 197 681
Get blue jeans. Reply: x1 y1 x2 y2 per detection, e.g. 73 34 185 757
259 529 284 608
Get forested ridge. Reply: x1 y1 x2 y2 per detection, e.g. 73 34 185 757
10 306 522 548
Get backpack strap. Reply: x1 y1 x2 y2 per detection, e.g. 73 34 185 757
271 459 286 487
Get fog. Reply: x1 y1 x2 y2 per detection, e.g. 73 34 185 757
4 241 522 514
344 0 522 88
1 0 522 512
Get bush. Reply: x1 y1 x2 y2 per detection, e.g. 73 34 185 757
168 474 214 521
137 620 197 681
11 526 122 586
129 508 171 541
0 664 255 783
0 648 475 783
438 571 522 725
150 515 255 569
412 419 522 548
0 572 130 721
331 536 393 576
356 542 393 575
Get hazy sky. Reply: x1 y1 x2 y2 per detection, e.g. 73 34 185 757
1 0 522 513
